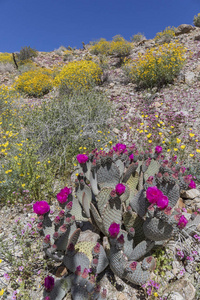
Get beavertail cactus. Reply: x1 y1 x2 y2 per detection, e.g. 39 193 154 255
33 143 200 299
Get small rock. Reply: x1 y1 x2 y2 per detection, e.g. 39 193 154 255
184 72 196 85
174 198 185 209
109 83 115 88
194 35 200 41
154 101 162 108
169 292 184 300
113 128 120 135
165 279 196 300
181 189 200 199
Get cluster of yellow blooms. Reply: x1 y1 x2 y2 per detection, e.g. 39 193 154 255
90 37 133 57
54 60 102 91
14 68 53 97
0 52 13 63
126 41 187 88
154 26 176 42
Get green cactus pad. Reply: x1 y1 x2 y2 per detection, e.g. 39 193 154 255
130 189 149 217
120 184 130 204
125 172 139 206
47 275 72 300
70 197 88 222
109 247 127 278
64 251 90 272
56 223 77 251
42 214 54 243
89 170 99 196
143 217 174 241
97 162 120 189
90 203 106 234
67 228 81 248
71 285 89 300
144 159 160 181
122 162 138 183
123 212 145 245
125 261 151 285
115 159 125 178
76 183 92 213
96 187 113 216
102 198 122 235
75 241 96 261
157 182 180 207
119 230 135 259
128 240 155 261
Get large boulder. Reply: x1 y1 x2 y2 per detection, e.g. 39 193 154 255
175 24 195 36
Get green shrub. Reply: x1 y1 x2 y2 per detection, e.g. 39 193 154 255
109 37 133 58
54 60 102 92
131 33 146 43
23 90 115 174
16 46 37 64
14 68 53 97
154 26 176 44
193 13 200 27
124 41 187 89
90 39 111 55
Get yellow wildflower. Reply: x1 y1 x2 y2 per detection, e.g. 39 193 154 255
180 145 186 149
189 133 195 137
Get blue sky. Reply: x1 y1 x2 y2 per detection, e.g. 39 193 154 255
0 0 199 52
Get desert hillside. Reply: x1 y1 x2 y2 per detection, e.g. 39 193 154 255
1 23 200 300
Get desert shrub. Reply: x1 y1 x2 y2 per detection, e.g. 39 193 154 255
23 90 115 173
54 45 67 56
0 62 15 73
109 37 133 57
17 61 37 74
193 13 200 27
63 50 74 62
14 68 53 97
131 33 146 43
90 38 111 55
154 26 176 44
54 60 102 92
16 46 37 64
0 52 13 64
125 41 187 89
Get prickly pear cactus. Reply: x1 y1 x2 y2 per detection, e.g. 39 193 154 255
33 143 200 300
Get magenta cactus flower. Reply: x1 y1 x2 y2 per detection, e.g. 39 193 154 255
76 154 88 164
146 186 163 204
56 186 71 204
177 215 188 229
156 195 169 210
115 183 126 195
44 275 54 291
189 180 196 189
108 223 120 238
129 153 134 160
33 201 50 215
113 143 126 153
155 145 162 154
